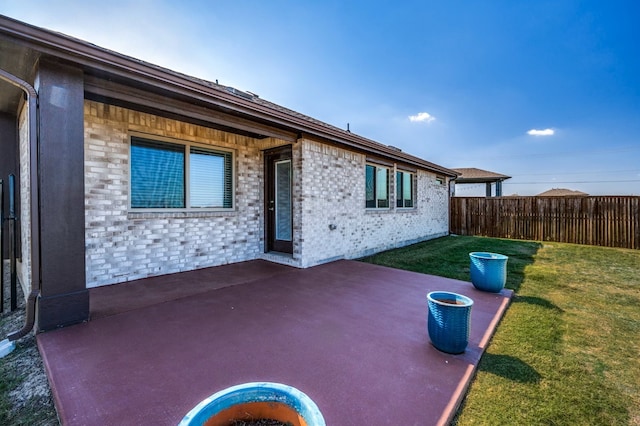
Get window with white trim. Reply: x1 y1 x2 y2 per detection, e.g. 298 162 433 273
396 170 414 208
130 136 233 209
365 164 390 208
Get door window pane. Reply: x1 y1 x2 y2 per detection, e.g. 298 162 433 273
275 160 292 241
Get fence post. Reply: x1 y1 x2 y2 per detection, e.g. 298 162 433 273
8 175 17 311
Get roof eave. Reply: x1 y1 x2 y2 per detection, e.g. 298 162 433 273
0 14 458 177
454 177 510 184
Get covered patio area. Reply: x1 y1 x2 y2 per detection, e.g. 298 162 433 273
37 260 511 425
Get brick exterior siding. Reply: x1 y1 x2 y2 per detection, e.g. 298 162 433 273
84 101 287 287
297 140 449 266
84 101 450 288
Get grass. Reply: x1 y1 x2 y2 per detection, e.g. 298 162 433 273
361 235 640 425
1 270 58 426
0 341 57 426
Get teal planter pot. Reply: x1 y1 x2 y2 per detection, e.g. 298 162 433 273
179 382 325 426
469 252 508 293
427 291 474 354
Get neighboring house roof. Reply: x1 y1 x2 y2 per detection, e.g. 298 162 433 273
537 188 589 197
0 14 457 177
451 168 511 183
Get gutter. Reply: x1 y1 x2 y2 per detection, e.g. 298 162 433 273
0 67 41 348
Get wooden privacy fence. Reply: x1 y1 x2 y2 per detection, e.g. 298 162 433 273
450 196 640 249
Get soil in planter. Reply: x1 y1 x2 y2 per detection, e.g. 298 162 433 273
434 298 466 305
230 420 292 426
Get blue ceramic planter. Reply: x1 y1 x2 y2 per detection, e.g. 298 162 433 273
427 291 474 354
469 252 508 293
179 382 325 426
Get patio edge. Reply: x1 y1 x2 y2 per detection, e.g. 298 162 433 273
436 289 513 426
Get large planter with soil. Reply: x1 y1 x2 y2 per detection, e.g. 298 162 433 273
179 382 325 426
427 291 474 354
469 252 508 293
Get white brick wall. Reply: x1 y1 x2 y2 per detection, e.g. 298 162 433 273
297 139 449 266
84 101 286 287
84 101 451 287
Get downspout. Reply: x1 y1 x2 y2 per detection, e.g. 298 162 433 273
0 68 41 344
448 176 460 236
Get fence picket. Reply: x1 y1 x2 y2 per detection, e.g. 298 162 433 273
450 196 640 249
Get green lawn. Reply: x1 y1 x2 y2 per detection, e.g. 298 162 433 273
361 235 640 425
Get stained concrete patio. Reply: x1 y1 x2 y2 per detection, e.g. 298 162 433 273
37 260 512 425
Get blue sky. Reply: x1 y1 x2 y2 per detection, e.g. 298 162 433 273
2 0 639 195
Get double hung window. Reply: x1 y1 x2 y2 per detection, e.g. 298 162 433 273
130 136 233 209
365 164 390 208
396 171 414 208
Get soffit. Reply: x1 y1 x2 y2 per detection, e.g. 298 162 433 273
0 35 39 115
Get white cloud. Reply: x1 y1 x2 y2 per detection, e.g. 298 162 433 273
527 128 555 136
409 112 436 123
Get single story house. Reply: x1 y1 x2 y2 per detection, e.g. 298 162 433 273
0 15 457 332
451 167 511 197
537 188 588 197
